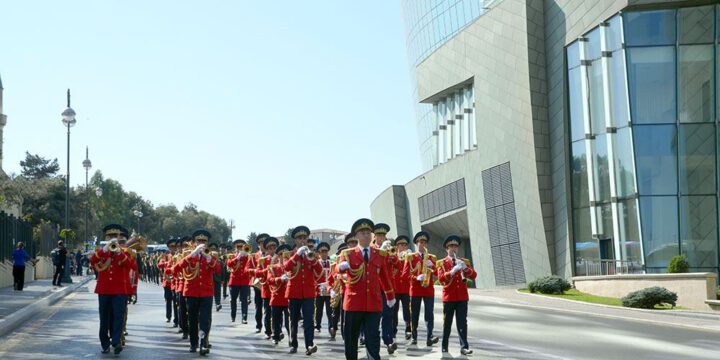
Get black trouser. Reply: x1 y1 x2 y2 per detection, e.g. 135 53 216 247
393 293 411 336
213 281 221 306
330 296 344 339
173 291 180 326
186 296 212 349
289 298 315 349
163 286 174 321
53 264 64 285
13 265 25 291
222 281 228 298
263 298 272 336
442 301 469 350
76 264 83 276
411 295 435 341
98 294 127 349
253 287 263 330
314 296 331 331
271 305 290 341
345 311 381 360
229 285 250 321
178 293 189 335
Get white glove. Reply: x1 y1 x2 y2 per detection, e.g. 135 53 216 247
281 274 289 282
297 246 309 256
450 264 462 275
330 289 336 298
204 254 212 262
103 243 110 252
236 251 246 260
320 283 327 292
386 299 396 308
192 244 205 257
425 260 434 267
338 261 350 271
460 261 467 269
416 274 425 282
380 241 391 250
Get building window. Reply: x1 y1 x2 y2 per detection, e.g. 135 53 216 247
431 84 476 166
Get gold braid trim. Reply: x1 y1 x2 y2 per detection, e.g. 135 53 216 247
182 258 200 281
268 265 282 295
94 254 112 273
287 256 301 280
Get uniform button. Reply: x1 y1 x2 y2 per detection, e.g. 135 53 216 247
109 278 112 280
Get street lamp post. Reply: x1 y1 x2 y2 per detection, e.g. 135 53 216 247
133 209 143 235
95 187 103 245
82 147 92 251
61 89 76 284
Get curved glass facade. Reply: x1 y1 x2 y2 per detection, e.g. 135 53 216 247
401 0 489 169
568 5 720 274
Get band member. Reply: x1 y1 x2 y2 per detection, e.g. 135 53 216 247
284 225 322 355
246 233 269 334
207 243 223 311
176 229 221 355
173 235 192 339
373 223 398 354
89 224 132 355
158 237 178 325
392 235 412 340
436 235 476 355
337 219 396 360
402 231 439 346
119 233 139 345
250 236 274 340
222 244 231 299
226 239 251 323
314 241 332 335
267 242 291 345
328 241 348 341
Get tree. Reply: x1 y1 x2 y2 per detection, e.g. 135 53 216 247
247 232 257 248
20 152 60 179
284 227 296 247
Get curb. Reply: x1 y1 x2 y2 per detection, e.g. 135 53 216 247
0 276 93 338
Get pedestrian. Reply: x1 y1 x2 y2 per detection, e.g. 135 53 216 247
436 235 477 355
12 242 31 291
75 249 84 276
51 240 68 287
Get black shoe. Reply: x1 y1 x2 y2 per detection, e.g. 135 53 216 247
461 348 473 355
427 336 439 346
177 328 183 333
329 328 336 338
101 347 110 354
113 345 123 355
315 328 321 333
411 339 417 345
273 339 279 345
242 320 247 324
166 318 171 323
442 348 449 353
360 338 365 346
405 332 411 340
329 336 335 341
189 347 197 353
232 318 236 323
289 347 297 354
280 333 285 340
124 331 128 336
207 343 212 349
306 345 317 355
255 329 261 333
388 343 397 354
265 334 271 340
182 333 188 340
216 304 222 311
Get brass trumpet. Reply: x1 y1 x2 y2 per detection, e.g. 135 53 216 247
388 246 397 255
240 244 252 253
109 242 119 252
126 235 147 252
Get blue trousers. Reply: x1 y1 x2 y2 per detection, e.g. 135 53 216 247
271 305 290 341
380 291 394 345
345 311 381 360
186 296 212 348
411 295 435 341
253 287 263 330
289 298 315 348
229 285 250 321
98 294 127 349
442 301 469 350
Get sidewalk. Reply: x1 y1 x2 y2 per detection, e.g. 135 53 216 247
469 287 720 332
0 275 91 338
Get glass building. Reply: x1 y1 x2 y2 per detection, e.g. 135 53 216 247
401 0 489 170
568 5 720 274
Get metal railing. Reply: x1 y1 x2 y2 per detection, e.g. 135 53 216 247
575 258 645 277
0 211 34 262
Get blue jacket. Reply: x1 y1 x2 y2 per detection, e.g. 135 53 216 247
12 248 31 266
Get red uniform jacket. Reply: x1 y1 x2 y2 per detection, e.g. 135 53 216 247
125 249 139 295
267 263 289 307
336 246 395 312
316 258 332 297
157 253 174 288
252 255 272 298
436 257 477 302
402 251 437 297
90 249 132 295
389 253 409 295
283 250 323 300
226 254 251 286
176 254 221 298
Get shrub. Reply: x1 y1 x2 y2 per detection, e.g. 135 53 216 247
527 275 571 294
621 286 677 309
667 255 689 273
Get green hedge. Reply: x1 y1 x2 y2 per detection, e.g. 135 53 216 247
528 275 571 295
667 255 689 273
621 286 677 309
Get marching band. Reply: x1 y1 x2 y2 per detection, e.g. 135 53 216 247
91 220 477 359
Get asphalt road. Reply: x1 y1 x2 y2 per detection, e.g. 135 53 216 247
0 280 718 359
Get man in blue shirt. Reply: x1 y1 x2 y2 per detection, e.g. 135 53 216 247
12 242 31 291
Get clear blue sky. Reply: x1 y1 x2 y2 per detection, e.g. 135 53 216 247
0 1 421 238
